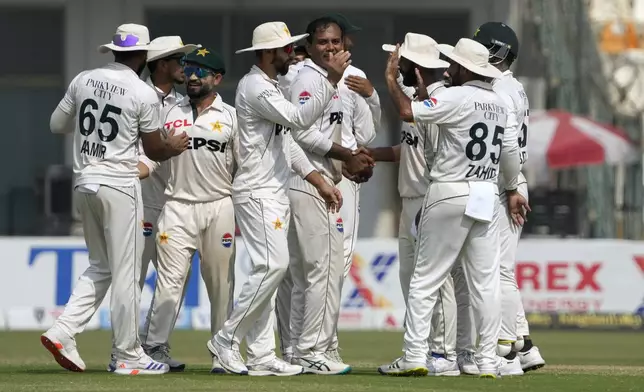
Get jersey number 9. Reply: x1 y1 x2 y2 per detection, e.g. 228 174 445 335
79 98 122 143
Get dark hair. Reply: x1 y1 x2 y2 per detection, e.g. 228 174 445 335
147 59 159 74
113 50 146 62
305 17 344 44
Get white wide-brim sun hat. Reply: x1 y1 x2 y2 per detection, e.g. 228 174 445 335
382 33 449 69
98 23 162 53
437 38 503 79
147 36 200 62
235 21 308 54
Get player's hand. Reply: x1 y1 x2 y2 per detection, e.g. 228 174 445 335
345 152 375 175
342 164 372 183
385 44 401 81
345 75 375 98
414 68 429 101
317 183 343 213
165 128 189 156
506 190 531 227
326 51 352 85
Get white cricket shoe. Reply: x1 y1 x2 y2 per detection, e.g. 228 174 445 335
247 357 304 376
296 354 351 375
206 339 248 375
499 356 524 376
457 352 479 375
41 329 86 372
108 355 169 375
147 346 185 372
378 356 428 377
518 346 545 372
479 357 502 379
427 357 461 376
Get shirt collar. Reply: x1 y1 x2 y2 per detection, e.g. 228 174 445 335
180 93 224 112
463 80 494 91
107 62 138 76
303 58 328 77
425 81 446 96
145 76 178 101
251 65 279 86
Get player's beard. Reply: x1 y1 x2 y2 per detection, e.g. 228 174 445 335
187 83 213 99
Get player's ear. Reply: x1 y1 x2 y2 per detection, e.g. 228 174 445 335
213 73 223 86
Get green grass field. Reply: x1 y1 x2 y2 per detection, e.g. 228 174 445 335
0 330 642 391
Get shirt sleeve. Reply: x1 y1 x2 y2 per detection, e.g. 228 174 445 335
49 106 75 134
288 71 334 156
365 88 382 129
353 94 376 146
288 133 316 178
138 89 163 133
411 88 467 126
498 92 520 190
248 76 335 131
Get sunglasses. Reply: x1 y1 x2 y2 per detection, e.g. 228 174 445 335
183 65 213 78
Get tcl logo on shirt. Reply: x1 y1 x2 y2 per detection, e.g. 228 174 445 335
164 119 192 129
188 137 227 153
517 262 602 292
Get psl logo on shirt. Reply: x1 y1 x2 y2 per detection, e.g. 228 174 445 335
423 97 438 108
142 222 153 237
336 218 344 233
298 91 311 105
221 232 233 248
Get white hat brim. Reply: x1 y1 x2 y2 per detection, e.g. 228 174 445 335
98 43 154 54
235 33 309 54
381 44 449 69
438 45 503 79
147 44 200 62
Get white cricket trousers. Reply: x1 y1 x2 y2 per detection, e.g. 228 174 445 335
288 175 344 358
214 198 290 360
139 206 162 290
277 176 359 355
399 196 457 361
141 197 235 349
54 184 145 361
403 182 501 373
500 183 530 339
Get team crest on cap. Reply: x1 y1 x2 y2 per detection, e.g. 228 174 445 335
221 232 233 248
336 218 344 233
196 48 209 57
284 25 291 37
298 91 311 105
423 97 438 108
142 222 153 237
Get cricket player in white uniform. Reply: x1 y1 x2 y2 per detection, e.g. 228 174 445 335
140 48 236 374
286 17 375 375
372 33 460 376
42 24 188 375
378 38 526 378
206 22 352 376
137 36 198 291
472 21 545 375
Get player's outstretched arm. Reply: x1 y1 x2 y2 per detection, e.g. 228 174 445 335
368 145 400 163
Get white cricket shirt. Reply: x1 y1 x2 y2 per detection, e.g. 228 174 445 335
58 62 161 188
398 81 445 198
338 65 377 149
412 80 508 183
289 59 343 183
162 95 236 203
493 70 530 189
138 77 181 209
232 65 335 203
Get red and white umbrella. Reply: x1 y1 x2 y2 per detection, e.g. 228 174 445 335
527 110 639 169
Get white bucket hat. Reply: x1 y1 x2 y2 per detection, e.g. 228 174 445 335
98 24 157 53
146 36 200 62
382 33 449 69
235 22 308 54
437 38 503 78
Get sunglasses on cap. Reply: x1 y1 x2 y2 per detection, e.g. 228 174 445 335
183 65 214 78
